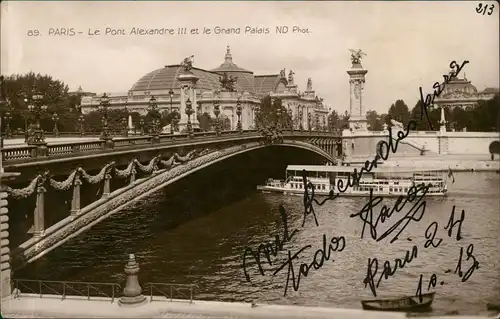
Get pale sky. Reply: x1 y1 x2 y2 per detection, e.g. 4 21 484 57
1 1 498 114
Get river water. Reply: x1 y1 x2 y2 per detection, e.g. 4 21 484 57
13 170 500 316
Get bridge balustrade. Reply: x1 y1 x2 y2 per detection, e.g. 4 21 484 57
12 279 121 303
1 129 341 164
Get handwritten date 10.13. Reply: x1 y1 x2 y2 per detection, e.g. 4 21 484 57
476 3 495 15
415 243 480 302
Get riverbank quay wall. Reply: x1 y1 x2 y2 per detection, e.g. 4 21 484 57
342 129 500 159
1 295 495 319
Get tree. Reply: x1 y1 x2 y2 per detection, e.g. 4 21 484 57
387 99 410 126
197 112 213 131
450 106 468 131
366 110 386 131
327 110 340 131
1 72 76 132
255 96 288 129
410 100 440 131
489 141 500 160
337 110 350 130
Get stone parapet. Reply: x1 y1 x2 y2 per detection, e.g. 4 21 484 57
1 295 495 319
0 172 20 301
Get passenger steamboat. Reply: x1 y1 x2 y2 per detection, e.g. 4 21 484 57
256 165 451 197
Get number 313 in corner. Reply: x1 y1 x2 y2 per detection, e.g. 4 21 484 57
476 3 495 15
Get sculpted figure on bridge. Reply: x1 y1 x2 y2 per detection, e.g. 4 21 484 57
349 49 366 65
390 119 404 129
219 72 238 92
180 55 195 72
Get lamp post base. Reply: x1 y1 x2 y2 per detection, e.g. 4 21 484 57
118 294 147 307
100 137 114 150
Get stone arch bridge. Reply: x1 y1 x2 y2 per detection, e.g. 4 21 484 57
0 129 341 273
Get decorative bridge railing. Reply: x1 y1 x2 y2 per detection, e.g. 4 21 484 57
1 129 340 163
144 282 199 303
11 279 198 304
12 279 122 303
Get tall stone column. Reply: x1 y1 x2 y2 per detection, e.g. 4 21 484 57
177 71 200 132
0 172 19 299
347 51 369 132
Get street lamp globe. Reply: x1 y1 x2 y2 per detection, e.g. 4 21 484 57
149 96 157 110
100 93 110 105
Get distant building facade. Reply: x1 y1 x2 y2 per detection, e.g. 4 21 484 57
434 72 499 109
69 86 96 97
80 46 329 130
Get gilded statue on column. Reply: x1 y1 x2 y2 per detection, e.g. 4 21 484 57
349 49 366 65
180 55 195 72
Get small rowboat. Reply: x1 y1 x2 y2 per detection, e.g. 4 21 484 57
361 292 435 312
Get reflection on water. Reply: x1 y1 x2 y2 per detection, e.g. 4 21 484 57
14 172 500 315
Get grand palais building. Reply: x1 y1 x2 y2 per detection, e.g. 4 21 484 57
80 46 330 131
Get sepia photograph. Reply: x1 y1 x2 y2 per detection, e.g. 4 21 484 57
0 1 499 318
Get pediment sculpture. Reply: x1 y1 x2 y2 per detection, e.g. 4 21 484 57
306 78 312 91
280 68 286 79
219 72 238 92
288 70 295 84
442 90 473 99
180 55 195 72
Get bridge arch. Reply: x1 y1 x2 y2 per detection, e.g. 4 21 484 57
13 139 336 268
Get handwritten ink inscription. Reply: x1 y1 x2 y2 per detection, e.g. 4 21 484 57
476 3 495 15
242 60 480 300
242 171 342 296
419 60 469 130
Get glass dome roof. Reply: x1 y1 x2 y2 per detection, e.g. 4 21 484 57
130 65 225 92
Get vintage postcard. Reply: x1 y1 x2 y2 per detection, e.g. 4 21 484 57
0 1 499 318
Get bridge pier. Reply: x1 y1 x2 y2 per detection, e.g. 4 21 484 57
1 172 19 299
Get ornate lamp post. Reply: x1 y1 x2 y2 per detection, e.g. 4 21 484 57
97 93 111 141
328 113 333 133
139 118 145 135
236 95 242 133
75 104 85 136
168 89 174 134
315 113 319 131
52 112 59 137
27 92 48 145
121 117 128 137
288 107 293 132
254 105 260 130
78 114 85 136
4 111 12 138
172 111 180 133
298 105 304 131
307 112 312 131
276 105 282 132
213 91 221 136
185 97 194 137
148 96 159 137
